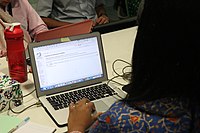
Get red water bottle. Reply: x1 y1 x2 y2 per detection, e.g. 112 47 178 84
4 22 27 83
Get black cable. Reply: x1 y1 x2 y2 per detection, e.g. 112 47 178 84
7 89 37 114
122 65 132 81
107 75 125 86
9 101 42 114
116 91 125 99
108 58 132 86
23 89 36 98
112 59 131 76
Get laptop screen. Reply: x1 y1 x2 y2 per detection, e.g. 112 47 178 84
29 32 108 97
33 37 103 91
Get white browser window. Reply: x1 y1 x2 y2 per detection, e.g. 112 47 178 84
33 37 103 91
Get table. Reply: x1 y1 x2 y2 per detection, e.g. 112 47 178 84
0 26 138 132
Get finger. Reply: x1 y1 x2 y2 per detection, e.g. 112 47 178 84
99 19 108 25
79 98 89 104
69 102 75 110
95 18 100 24
97 16 109 24
75 98 90 108
96 18 104 24
104 19 109 24
92 21 97 27
86 101 95 111
85 98 91 103
75 98 84 105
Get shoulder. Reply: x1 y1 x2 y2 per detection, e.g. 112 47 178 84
94 101 151 132
96 99 192 132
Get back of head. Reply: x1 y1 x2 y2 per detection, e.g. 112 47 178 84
124 0 200 102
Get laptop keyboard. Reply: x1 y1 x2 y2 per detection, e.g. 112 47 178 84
46 84 117 110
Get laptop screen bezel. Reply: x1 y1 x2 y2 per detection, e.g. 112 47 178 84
28 32 108 97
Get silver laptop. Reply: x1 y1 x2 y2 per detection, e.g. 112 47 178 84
28 32 127 127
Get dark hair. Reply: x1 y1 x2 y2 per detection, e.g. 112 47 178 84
123 0 200 102
121 0 200 131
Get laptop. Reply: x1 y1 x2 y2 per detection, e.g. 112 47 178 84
28 32 127 127
35 19 93 42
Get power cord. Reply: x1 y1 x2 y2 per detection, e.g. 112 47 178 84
121 65 132 81
23 89 36 98
107 75 125 86
107 58 132 86
8 88 39 114
8 100 42 114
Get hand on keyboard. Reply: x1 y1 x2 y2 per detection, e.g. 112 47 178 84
68 98 102 133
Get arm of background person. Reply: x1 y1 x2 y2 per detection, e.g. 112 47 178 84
0 7 31 48
19 0 48 40
95 4 109 25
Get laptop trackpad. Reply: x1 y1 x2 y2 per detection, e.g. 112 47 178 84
94 101 109 112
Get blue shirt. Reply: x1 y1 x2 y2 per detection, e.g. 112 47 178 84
36 0 104 23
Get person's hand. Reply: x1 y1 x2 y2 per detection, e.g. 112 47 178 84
68 98 102 133
93 15 109 26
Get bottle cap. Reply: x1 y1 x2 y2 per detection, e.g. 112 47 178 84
4 22 21 32
4 22 23 39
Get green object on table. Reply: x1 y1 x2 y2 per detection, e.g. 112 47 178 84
0 114 22 133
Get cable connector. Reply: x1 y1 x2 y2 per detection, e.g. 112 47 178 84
36 101 42 107
122 72 132 81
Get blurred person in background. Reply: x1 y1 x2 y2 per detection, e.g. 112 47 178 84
0 0 48 57
36 0 109 29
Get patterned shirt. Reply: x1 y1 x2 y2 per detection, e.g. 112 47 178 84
89 98 194 132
